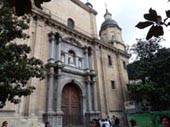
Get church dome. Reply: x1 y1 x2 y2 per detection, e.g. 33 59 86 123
99 9 121 36
101 19 120 30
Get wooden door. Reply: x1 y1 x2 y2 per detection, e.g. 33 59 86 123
62 84 81 126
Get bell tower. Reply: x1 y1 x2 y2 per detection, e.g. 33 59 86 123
99 9 125 51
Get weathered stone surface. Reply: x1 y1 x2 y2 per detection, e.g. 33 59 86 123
1 0 129 126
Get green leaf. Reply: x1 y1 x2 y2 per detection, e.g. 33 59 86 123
128 38 170 110
136 21 153 29
0 3 45 108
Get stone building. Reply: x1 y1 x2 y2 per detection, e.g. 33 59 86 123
0 0 129 127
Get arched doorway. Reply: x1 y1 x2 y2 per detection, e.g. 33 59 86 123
62 83 82 127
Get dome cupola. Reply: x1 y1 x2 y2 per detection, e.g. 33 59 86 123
99 8 125 51
99 9 121 36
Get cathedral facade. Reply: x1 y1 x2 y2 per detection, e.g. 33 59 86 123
0 0 129 127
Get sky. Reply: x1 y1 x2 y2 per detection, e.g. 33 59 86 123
81 0 170 48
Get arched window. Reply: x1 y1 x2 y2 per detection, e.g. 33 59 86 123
68 50 75 65
67 18 75 28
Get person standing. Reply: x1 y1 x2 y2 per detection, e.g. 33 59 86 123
105 119 111 127
112 115 116 127
107 116 112 127
160 115 170 127
45 121 51 127
115 117 120 127
1 121 8 127
129 119 138 127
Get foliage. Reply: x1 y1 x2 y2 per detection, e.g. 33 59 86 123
0 2 45 108
131 38 161 60
149 48 170 85
128 38 161 82
2 0 51 16
136 8 170 40
127 38 170 111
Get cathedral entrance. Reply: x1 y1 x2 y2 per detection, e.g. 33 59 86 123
62 83 82 127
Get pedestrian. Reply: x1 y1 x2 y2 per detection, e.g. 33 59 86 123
45 121 50 127
101 119 106 127
90 119 97 127
112 115 116 127
160 115 170 127
96 118 101 127
129 119 138 127
107 116 112 127
115 117 120 127
1 121 8 127
105 119 111 127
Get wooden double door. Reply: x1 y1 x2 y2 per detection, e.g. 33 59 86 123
62 84 82 126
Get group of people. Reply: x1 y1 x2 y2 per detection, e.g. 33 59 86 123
1 115 170 127
90 115 121 127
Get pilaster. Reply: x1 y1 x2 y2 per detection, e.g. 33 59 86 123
88 46 94 70
47 67 55 113
91 78 99 113
44 31 61 127
55 72 62 113
83 46 89 71
86 80 92 112
55 32 62 63
48 32 56 63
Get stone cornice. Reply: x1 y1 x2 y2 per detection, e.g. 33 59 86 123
32 7 95 45
31 8 130 59
62 37 83 48
62 68 86 76
93 38 130 58
71 0 97 15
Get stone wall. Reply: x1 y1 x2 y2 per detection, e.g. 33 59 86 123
0 117 41 127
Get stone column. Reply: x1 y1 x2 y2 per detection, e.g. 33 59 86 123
48 32 56 63
56 70 63 127
56 72 62 113
44 32 57 127
84 46 92 112
55 32 62 63
47 68 55 113
88 47 94 71
84 46 89 71
86 80 92 112
65 53 68 65
88 47 99 113
46 32 56 112
92 77 99 112
28 18 44 116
